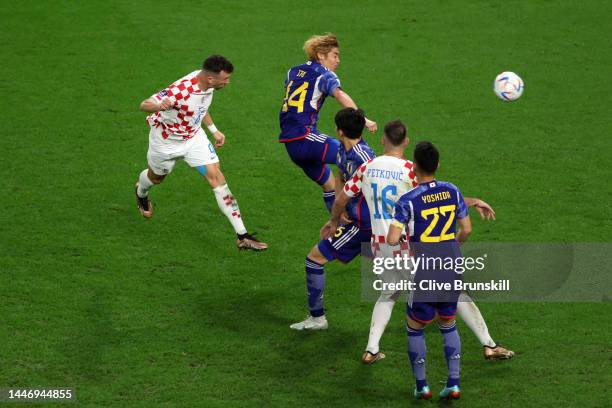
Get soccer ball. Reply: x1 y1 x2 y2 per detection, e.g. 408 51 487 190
493 72 524 101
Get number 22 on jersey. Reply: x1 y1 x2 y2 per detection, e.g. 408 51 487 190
282 80 309 113
420 205 456 242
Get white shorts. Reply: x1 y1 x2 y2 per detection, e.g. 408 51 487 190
147 126 219 175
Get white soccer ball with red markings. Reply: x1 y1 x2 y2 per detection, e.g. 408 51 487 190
494 72 524 101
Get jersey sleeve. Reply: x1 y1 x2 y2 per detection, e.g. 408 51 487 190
343 163 366 198
455 187 469 219
392 198 412 228
151 80 190 106
318 71 341 96
404 161 418 189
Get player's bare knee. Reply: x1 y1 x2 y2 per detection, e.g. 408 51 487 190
204 165 226 187
437 316 456 327
321 175 335 191
407 316 425 330
307 246 328 265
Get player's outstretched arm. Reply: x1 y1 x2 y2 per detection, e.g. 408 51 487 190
320 190 351 239
465 197 496 221
332 88 377 132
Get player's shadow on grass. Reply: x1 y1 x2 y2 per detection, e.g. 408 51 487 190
194 288 409 403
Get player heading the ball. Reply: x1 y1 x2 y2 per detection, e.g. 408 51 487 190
279 33 377 213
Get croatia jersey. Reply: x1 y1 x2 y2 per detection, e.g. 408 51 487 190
343 155 418 241
146 71 213 141
393 180 468 244
337 140 375 229
279 61 341 142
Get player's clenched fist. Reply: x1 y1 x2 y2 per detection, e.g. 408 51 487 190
365 118 377 133
213 131 226 147
158 97 174 111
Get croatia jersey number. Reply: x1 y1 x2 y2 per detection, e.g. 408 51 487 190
371 183 398 220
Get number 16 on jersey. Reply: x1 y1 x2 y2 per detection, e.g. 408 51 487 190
371 183 397 220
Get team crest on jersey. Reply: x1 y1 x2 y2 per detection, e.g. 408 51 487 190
157 90 168 98
346 162 354 177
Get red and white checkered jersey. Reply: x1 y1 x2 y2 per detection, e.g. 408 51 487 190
344 155 418 240
146 71 214 141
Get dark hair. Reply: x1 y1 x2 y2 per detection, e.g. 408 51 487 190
202 55 234 73
334 108 365 139
413 141 439 175
383 120 407 146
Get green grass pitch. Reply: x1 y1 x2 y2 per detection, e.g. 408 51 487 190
1 0 611 406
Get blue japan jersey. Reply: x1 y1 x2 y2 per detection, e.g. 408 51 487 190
393 181 468 244
396 181 468 310
279 61 341 142
337 140 375 229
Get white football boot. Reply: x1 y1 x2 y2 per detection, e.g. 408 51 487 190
289 315 328 331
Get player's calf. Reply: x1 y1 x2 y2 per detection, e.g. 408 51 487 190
406 319 428 397
201 164 268 250
438 318 461 396
290 253 329 330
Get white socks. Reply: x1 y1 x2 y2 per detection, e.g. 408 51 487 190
365 296 396 354
456 292 496 347
137 169 154 198
136 172 248 236
213 184 247 235
365 292 498 352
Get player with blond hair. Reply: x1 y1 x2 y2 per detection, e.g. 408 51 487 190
279 33 378 212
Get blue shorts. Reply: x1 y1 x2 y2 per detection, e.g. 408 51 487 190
284 133 341 185
407 302 458 324
318 223 372 263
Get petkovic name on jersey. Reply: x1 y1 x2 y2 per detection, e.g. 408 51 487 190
366 168 404 181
